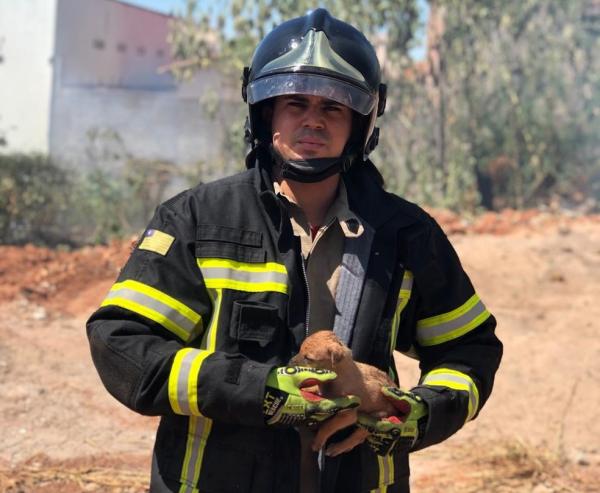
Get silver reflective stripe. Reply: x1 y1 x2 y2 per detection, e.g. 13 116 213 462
175 349 202 415
400 273 413 292
181 416 210 490
381 455 392 485
422 370 479 421
105 287 196 336
372 454 393 492
201 267 287 285
417 299 487 344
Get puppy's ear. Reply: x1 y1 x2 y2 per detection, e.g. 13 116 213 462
329 342 347 367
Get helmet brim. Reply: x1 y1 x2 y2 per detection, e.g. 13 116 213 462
247 72 376 116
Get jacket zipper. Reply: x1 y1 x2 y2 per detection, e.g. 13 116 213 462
299 218 336 338
301 254 311 338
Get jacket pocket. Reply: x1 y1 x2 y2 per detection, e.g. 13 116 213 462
230 300 283 362
196 224 265 263
231 301 279 346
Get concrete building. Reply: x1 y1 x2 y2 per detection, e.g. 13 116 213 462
0 0 238 173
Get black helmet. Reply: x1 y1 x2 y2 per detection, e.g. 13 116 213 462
242 8 386 181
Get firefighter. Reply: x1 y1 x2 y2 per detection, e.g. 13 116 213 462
87 8 502 493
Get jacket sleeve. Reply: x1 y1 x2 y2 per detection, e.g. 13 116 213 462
397 217 503 451
86 192 272 427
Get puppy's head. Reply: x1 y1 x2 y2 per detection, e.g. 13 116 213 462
292 330 351 371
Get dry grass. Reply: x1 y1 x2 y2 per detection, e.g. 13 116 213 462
0 454 149 493
0 441 597 492
413 439 598 493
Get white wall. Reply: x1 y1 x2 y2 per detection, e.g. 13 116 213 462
49 0 241 173
54 0 175 89
49 74 239 173
0 0 57 152
0 0 242 175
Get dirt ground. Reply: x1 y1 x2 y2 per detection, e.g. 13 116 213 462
0 209 599 492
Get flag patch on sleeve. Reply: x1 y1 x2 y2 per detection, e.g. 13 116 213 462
138 229 175 256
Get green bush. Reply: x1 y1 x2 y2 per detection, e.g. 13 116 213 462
0 153 183 246
0 153 72 245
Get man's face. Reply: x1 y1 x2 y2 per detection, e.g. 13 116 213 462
270 94 353 161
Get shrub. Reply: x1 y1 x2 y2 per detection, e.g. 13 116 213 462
0 153 72 245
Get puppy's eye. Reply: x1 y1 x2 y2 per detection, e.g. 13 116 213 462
303 356 315 363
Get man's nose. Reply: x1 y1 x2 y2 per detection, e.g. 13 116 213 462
302 105 325 128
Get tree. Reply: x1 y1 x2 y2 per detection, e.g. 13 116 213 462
412 0 600 210
168 0 600 211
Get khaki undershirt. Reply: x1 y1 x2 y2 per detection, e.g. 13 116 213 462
274 180 364 333
275 180 364 493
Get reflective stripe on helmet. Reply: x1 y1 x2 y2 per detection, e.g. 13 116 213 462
262 30 366 83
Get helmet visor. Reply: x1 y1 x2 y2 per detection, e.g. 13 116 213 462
247 73 376 116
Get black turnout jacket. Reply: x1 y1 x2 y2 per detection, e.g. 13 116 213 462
87 152 502 493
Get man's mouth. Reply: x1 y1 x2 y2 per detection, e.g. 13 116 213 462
296 139 325 149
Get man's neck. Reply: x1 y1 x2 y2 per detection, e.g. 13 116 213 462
278 173 340 228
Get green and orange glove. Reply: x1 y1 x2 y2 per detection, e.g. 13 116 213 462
263 366 360 427
357 387 428 455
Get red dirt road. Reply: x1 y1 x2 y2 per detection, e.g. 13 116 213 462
1 210 599 492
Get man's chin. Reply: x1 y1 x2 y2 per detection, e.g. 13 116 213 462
289 150 333 161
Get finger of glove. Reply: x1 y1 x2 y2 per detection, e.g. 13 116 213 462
268 367 338 394
381 387 412 415
309 394 360 415
358 414 403 433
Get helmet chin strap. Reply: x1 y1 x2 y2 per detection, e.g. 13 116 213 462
269 145 355 184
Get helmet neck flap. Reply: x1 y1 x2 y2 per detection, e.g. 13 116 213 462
269 146 352 184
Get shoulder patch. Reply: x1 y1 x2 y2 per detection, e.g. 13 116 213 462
138 229 175 256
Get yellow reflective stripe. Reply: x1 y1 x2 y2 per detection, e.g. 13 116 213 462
116 280 201 325
168 348 212 416
102 280 202 342
169 348 190 415
372 453 394 491
422 368 480 422
417 293 479 327
198 258 287 273
177 288 223 490
389 270 414 355
204 288 222 352
416 294 490 346
102 297 190 341
178 416 212 493
197 258 288 294
204 278 287 293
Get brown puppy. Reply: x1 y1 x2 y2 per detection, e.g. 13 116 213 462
290 330 398 457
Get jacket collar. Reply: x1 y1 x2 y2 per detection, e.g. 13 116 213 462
343 161 419 231
250 149 419 233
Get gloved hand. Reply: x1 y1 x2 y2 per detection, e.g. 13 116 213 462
263 366 360 427
357 387 428 455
